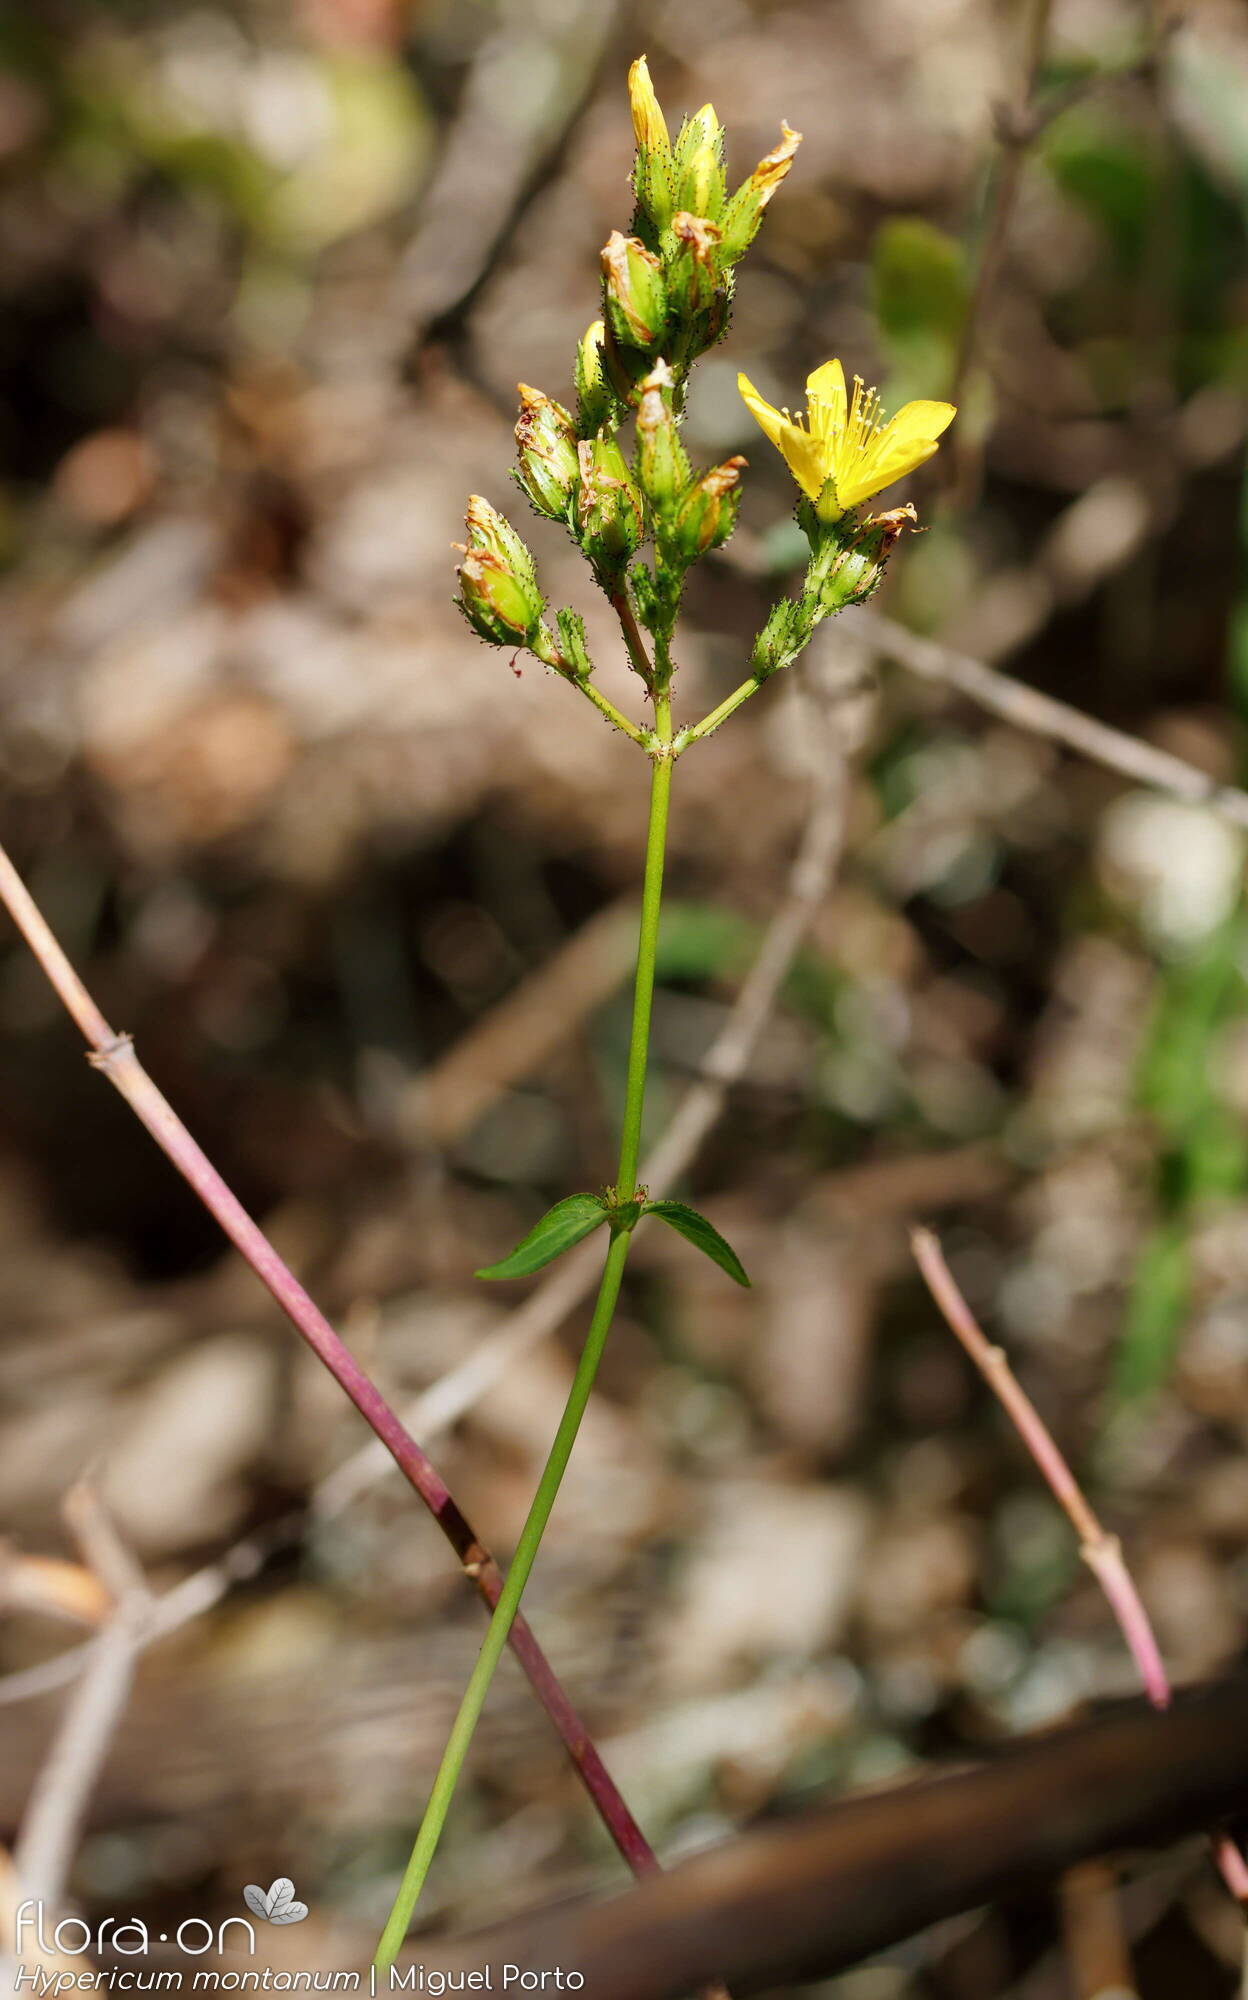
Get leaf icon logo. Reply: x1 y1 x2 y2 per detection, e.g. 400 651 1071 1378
243 1878 309 1925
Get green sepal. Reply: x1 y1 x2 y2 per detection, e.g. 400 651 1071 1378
750 595 810 679
672 112 726 222
629 158 673 246
476 1193 608 1281
575 322 618 435
642 1199 751 1286
555 607 593 680
608 1198 643 1233
628 562 661 631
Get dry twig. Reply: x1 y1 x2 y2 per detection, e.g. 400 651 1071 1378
911 1226 1248 1904
852 607 1248 832
12 1485 153 1914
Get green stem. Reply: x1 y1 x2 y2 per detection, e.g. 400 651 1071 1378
616 695 671 1193
675 674 762 753
373 698 675 1972
575 675 653 749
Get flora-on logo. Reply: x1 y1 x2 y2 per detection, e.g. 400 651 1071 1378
243 1878 309 1925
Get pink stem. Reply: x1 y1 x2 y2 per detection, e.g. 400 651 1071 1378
911 1225 1247 1902
0 839 656 1880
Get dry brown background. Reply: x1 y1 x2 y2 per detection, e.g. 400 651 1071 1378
2 0 1248 1992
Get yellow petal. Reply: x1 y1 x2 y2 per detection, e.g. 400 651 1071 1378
628 55 669 153
737 372 790 452
847 399 955 502
874 398 956 452
738 373 827 501
775 427 832 502
805 358 846 409
837 436 941 510
805 358 847 444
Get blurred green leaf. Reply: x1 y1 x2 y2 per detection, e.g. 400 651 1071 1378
1045 103 1246 380
655 901 755 984
1139 915 1244 1135
1114 1219 1189 1405
873 217 967 339
1046 114 1154 275
871 217 967 402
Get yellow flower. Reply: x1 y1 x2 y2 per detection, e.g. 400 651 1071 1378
628 55 669 154
737 359 955 512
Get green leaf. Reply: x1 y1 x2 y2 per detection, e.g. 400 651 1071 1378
476 1194 607 1281
643 1200 751 1286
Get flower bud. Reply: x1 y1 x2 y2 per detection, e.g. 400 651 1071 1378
575 319 615 433
671 455 746 560
635 360 689 515
576 437 645 573
680 144 725 221
719 122 802 266
628 55 668 153
464 494 530 569
818 505 917 611
629 56 676 234
514 383 579 520
673 105 726 217
601 230 668 352
455 495 547 648
667 211 723 316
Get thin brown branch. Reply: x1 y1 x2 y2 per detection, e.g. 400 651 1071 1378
947 0 1055 482
849 607 1248 833
911 1227 1248 1903
611 586 659 693
911 1230 1169 1706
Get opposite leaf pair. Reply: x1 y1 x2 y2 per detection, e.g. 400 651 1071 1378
478 1190 750 1288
